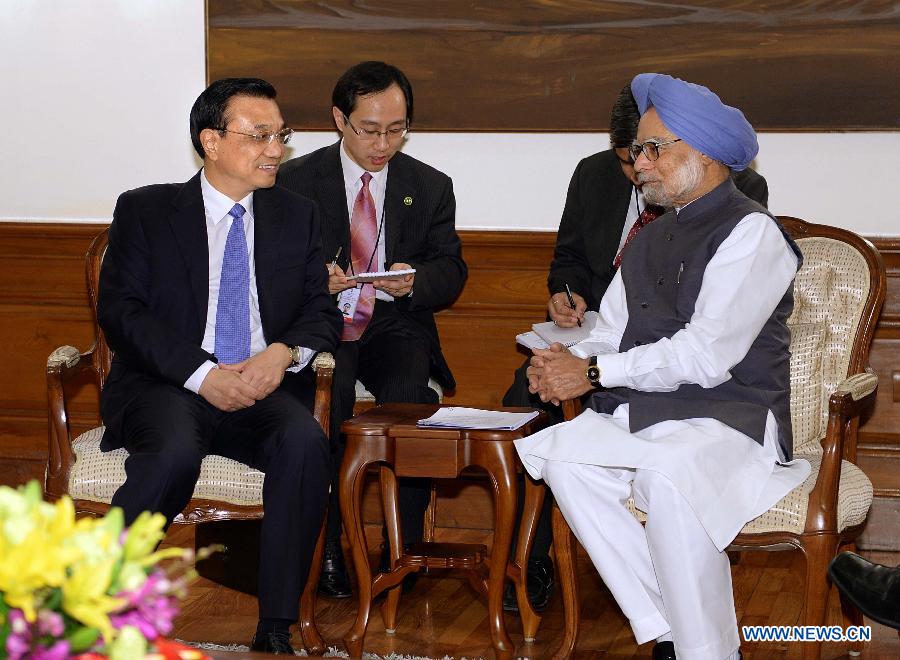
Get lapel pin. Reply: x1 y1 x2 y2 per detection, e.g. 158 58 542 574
403 196 413 206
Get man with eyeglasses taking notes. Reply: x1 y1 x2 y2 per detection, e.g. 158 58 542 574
278 61 467 599
98 78 342 655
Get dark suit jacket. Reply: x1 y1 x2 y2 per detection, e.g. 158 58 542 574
98 171 343 449
277 142 467 389
548 149 769 309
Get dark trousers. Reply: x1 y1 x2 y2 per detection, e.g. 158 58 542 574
502 356 562 560
328 301 437 547
108 382 330 621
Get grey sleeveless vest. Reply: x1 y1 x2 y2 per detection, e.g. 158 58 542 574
589 178 802 460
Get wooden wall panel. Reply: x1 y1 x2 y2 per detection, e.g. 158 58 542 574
207 1 900 131
2 222 900 546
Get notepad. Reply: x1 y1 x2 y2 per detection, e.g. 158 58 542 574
531 311 600 347
346 268 416 282
516 331 550 351
417 407 540 431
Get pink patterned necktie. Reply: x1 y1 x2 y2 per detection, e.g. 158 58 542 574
613 204 664 269
342 172 377 341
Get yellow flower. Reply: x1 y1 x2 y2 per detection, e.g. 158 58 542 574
121 510 167 561
0 501 82 621
108 624 148 660
62 557 125 641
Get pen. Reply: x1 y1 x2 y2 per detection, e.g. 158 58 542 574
329 246 343 270
565 283 582 327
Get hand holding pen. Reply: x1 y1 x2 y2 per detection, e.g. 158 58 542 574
326 246 352 295
548 286 586 327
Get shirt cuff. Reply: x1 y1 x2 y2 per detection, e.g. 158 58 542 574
286 346 315 373
185 360 217 394
594 353 628 388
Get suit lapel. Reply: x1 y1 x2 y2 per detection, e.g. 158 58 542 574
169 173 210 330
253 189 284 335
383 157 415 266
316 143 351 261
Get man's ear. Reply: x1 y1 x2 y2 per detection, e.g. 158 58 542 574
332 106 345 131
200 128 220 161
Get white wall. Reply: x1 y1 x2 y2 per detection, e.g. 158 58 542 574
2 1 897 236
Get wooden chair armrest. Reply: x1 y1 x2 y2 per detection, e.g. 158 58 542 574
805 369 878 534
561 397 583 422
46 345 99 499
311 352 335 438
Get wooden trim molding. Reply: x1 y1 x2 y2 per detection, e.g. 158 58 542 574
2 221 900 529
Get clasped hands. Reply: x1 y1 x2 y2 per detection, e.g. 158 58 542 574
526 344 593 406
327 261 415 298
199 343 292 412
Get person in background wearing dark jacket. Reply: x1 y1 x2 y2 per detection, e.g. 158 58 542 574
278 61 467 599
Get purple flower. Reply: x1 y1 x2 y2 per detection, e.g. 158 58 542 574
111 570 181 640
32 640 70 660
7 610 31 660
36 610 64 638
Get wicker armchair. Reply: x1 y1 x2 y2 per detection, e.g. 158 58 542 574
551 217 886 660
44 227 335 654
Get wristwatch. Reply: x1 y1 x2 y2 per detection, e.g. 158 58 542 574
586 355 602 388
289 345 303 366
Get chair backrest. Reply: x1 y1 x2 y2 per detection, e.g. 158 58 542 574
780 217 885 457
86 228 112 387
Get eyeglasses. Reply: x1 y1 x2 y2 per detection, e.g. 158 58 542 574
216 127 294 146
343 114 409 142
628 138 683 162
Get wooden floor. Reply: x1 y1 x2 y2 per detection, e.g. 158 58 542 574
167 525 900 659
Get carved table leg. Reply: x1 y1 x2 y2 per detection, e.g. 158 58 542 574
517 475 546 642
482 442 517 660
340 437 375 658
379 465 403 633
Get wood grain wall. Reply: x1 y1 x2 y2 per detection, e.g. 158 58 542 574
207 0 900 131
3 222 900 545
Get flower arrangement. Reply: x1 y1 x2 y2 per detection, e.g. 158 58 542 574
0 481 209 659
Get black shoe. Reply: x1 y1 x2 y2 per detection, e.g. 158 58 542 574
250 631 297 655
651 641 676 660
502 556 555 613
829 551 900 630
378 545 418 595
318 539 352 599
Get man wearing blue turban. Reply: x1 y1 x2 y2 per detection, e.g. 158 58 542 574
516 74 811 660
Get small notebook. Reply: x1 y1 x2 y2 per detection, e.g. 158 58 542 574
516 331 550 351
346 268 416 282
531 310 600 347
417 407 540 431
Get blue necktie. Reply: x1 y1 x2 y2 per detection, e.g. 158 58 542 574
214 203 251 364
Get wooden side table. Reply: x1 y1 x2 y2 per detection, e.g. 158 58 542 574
339 403 549 659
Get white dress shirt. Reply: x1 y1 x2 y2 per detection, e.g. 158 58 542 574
339 140 395 302
183 170 313 394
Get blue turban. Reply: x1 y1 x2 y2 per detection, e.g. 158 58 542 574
630 73 758 171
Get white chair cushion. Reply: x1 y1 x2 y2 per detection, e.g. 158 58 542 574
624 453 873 536
68 426 265 506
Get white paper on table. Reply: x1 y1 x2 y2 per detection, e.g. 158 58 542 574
417 406 540 431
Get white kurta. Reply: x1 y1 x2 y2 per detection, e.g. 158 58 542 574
516 212 810 549
514 211 811 659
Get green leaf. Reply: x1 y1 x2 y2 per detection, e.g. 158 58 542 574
67 626 102 652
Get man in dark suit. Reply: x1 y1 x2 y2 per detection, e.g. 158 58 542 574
501 84 769 614
98 78 342 655
277 61 467 598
